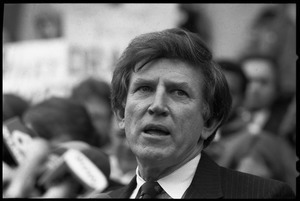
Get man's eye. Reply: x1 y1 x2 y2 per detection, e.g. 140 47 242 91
172 89 188 97
136 86 152 93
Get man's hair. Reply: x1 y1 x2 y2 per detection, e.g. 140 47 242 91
111 28 232 148
217 60 248 97
22 97 98 146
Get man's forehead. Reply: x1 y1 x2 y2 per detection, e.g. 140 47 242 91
132 59 203 83
133 58 190 71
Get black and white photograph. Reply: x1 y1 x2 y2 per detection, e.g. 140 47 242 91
3 3 297 198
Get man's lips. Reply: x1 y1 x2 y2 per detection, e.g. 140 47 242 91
143 124 170 135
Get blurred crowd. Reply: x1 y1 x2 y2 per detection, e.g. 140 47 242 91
3 4 297 198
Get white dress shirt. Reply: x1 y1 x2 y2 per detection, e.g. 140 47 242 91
130 153 201 199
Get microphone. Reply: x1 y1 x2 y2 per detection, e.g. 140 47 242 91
37 143 111 198
3 135 111 198
3 117 38 167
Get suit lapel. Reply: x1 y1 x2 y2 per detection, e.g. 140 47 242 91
108 152 223 198
184 152 224 199
108 176 137 198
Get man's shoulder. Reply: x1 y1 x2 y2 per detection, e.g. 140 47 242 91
87 186 127 199
88 177 136 199
219 166 295 199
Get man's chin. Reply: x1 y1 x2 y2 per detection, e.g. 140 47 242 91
137 150 170 163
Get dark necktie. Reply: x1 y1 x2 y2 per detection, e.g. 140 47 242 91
136 181 163 199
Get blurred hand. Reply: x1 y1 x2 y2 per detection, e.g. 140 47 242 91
3 161 16 190
3 138 111 198
3 138 51 198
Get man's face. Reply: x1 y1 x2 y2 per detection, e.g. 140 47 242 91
120 58 207 168
242 59 277 112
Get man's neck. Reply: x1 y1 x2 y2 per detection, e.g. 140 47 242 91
137 148 201 181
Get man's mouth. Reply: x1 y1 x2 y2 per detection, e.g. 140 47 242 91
143 124 170 136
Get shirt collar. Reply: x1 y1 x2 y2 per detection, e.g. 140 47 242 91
131 153 201 198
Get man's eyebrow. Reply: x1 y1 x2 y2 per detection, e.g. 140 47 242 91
131 78 155 85
165 81 191 90
132 78 192 88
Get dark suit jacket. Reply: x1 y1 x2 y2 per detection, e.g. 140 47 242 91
263 94 293 136
91 152 295 199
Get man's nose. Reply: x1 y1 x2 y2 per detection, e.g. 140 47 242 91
147 89 169 116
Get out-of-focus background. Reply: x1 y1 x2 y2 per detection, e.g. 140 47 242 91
3 3 297 198
3 3 296 103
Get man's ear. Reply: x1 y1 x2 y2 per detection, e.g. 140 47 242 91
201 118 222 140
115 110 125 129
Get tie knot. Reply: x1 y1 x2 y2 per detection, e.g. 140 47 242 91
139 181 162 199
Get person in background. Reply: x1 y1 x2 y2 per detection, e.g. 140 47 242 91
109 129 137 185
240 54 293 136
3 93 31 166
70 78 134 188
214 60 249 138
278 94 296 149
22 97 98 146
4 96 124 198
3 93 30 122
70 77 114 150
242 5 296 97
204 59 297 194
226 132 297 194
91 28 295 198
204 60 249 164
